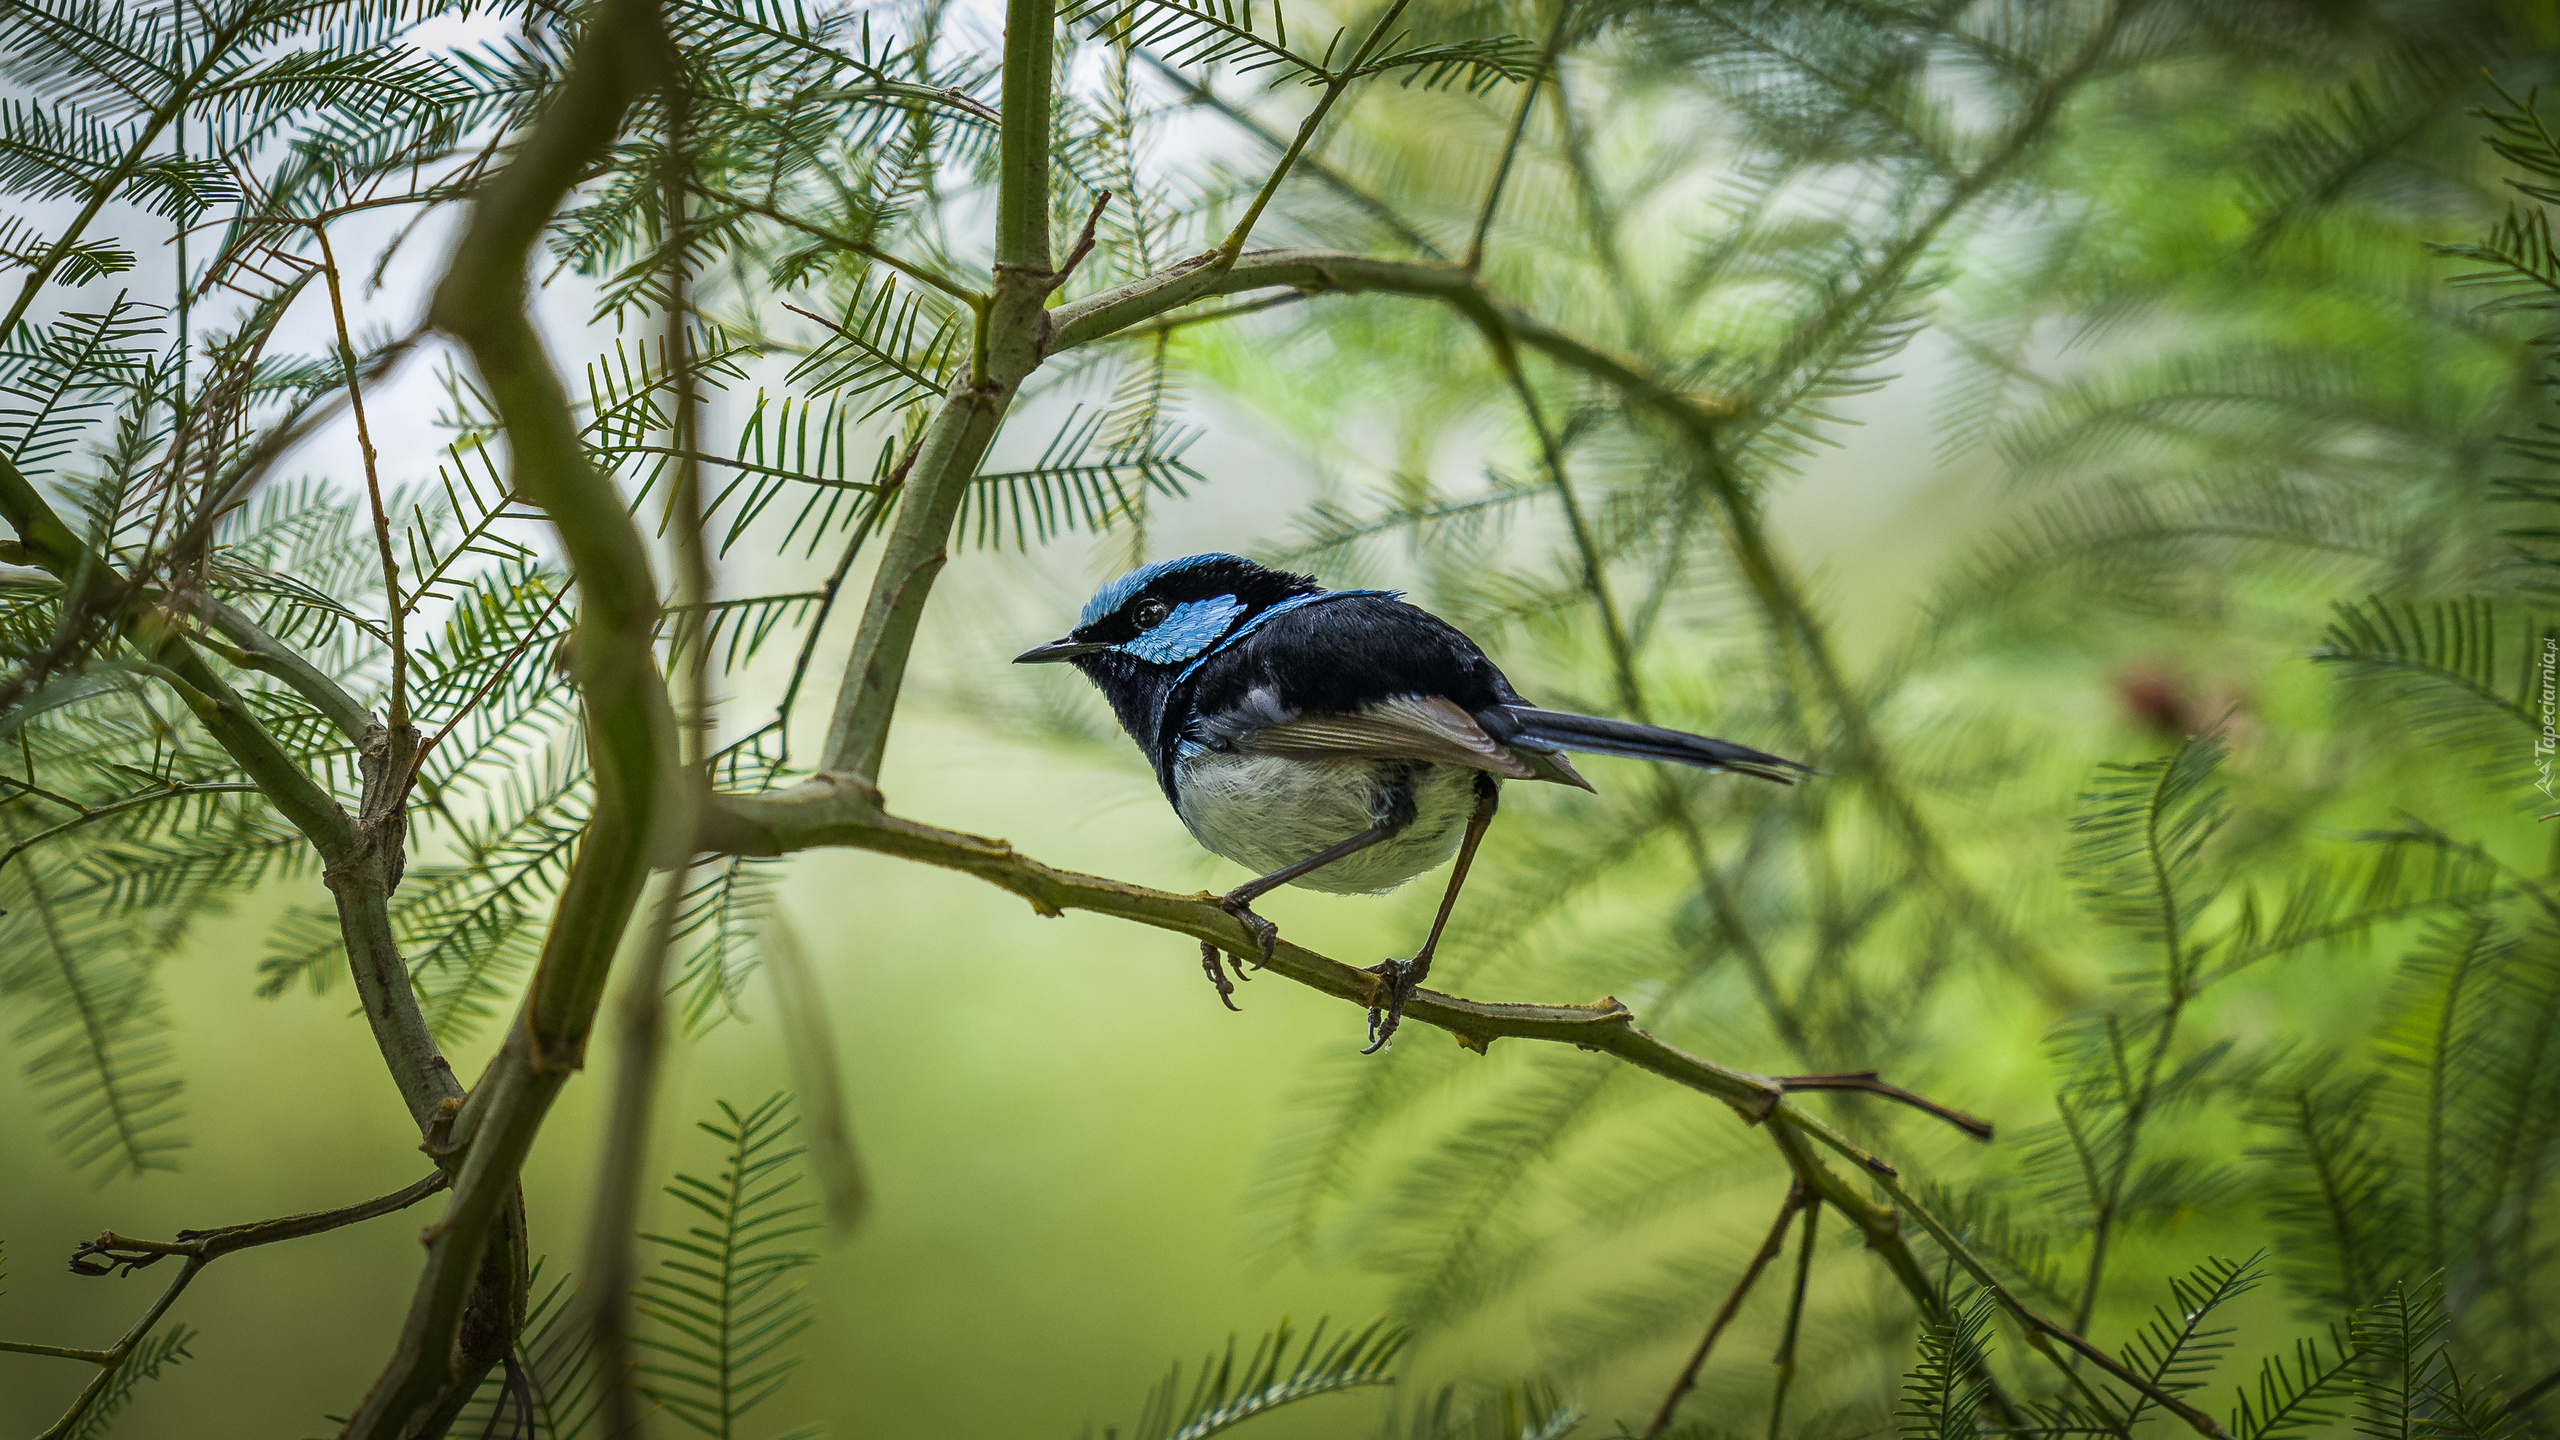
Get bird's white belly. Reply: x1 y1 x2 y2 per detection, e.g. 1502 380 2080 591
1173 753 1480 895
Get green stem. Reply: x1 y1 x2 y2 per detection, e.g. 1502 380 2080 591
1463 0 1571 271
194 595 372 739
995 0 1057 272
0 781 261 877
1139 50 1444 259
698 183 987 305
1486 333 1814 1062
815 0 1057 779
345 4 683 1434
312 222 407 729
1213 0 1414 262
590 99 712 1438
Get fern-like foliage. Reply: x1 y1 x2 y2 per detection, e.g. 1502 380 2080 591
2230 1313 2367 1440
0 844 185 1180
65 1323 195 1440
2063 729 2230 968
2312 598 2554 759
2111 1254 2266 1430
1895 1288 1995 1440
1091 1316 1407 1440
2349 1280 2514 1440
634 1094 822 1440
1381 1381 1580 1440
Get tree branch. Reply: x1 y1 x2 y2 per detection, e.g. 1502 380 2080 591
1643 1183 1805 1438
1044 244 2068 997
1211 0 1413 263
1775 1070 1996 1141
192 594 373 740
1764 1198 1820 1440
695 786 2240 1434
1139 50 1446 260
588 90 713 1436
344 2 686 1433
7 1173 447 1440
813 0 1059 780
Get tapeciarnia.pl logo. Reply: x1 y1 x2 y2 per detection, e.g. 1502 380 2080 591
2539 636 2558 802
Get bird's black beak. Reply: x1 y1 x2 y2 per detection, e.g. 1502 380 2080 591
1013 637 1106 664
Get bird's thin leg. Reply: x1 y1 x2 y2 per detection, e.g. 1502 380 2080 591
1198 813 1411 1010
1365 775 1499 1053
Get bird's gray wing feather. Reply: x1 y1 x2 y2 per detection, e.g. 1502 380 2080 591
1212 693 1555 781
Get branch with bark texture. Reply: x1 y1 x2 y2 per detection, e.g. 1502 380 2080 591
339 2 684 1433
0 1174 447 1440
691 787 2227 1436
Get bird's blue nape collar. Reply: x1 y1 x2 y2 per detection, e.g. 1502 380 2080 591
1079 553 1250 627
1172 587 1399 682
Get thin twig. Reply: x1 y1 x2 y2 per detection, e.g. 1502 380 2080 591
0 781 262 878
590 444 881 492
783 80 999 123
1050 190 1114 290
1463 0 1572 271
1107 289 1312 339
1765 1201 1820 1440
0 774 97 813
6 1173 447 1440
696 183 987 306
1484 331 1816 1063
409 584 574 783
312 222 406 727
1138 51 1445 258
1214 0 1415 262
1774 1071 1995 1141
1644 1183 1806 1438
769 442 909 763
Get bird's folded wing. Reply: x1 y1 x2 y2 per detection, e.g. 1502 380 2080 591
1242 695 1541 779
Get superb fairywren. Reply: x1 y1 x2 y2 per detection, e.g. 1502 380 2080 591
1017 554 1811 1050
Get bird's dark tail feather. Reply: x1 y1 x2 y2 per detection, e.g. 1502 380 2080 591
1499 707 1815 784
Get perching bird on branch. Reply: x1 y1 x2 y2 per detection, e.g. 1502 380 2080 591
1016 554 1813 1051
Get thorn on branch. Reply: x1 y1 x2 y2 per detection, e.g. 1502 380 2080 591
1775 1069 1994 1141
1050 191 1114 291
781 300 850 337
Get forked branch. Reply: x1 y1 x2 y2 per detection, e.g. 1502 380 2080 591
1 1174 447 1440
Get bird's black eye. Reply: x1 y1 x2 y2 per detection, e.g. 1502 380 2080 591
1132 598 1171 630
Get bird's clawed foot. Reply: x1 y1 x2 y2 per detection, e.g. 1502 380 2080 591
1362 958 1420 1054
1197 939 1250 1012
1198 893 1279 1011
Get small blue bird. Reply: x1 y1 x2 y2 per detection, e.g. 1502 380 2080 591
1016 553 1811 1050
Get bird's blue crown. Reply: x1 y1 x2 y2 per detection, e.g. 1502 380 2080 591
1070 553 1389 671
1078 553 1249 626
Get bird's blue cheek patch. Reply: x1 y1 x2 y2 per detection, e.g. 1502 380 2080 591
1122 595 1246 664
